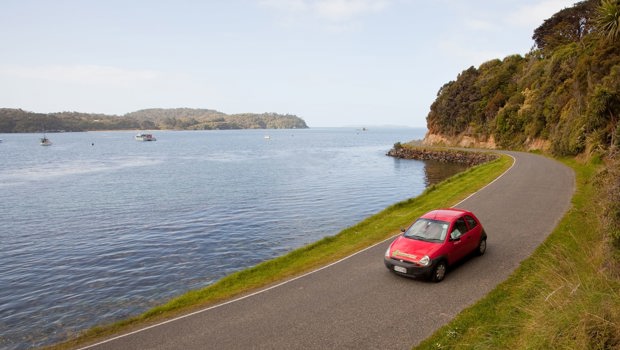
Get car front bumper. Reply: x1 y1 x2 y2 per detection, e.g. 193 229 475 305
384 257 435 278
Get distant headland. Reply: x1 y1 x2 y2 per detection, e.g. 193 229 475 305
0 107 308 133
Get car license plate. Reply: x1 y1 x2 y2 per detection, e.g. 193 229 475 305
394 266 407 273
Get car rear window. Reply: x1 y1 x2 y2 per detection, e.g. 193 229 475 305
465 215 478 229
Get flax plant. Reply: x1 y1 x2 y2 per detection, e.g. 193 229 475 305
597 0 620 42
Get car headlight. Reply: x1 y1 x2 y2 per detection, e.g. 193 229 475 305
419 255 430 266
385 247 391 258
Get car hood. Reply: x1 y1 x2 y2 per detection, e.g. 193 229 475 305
389 236 442 262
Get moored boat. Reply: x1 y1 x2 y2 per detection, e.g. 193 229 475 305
135 133 157 141
40 136 52 146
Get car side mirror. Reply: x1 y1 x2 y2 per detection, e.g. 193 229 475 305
450 232 460 241
400 227 406 233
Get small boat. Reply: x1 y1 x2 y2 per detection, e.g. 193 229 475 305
264 135 271 140
135 133 157 141
40 136 52 146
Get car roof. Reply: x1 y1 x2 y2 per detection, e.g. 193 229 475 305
420 208 472 222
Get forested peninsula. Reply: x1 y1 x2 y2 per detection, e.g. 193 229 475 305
419 0 619 247
412 0 620 348
423 0 619 157
0 108 308 133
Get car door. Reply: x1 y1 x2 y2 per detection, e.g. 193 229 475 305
464 215 482 252
447 217 471 263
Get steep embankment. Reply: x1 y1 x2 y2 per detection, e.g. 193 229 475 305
423 0 619 156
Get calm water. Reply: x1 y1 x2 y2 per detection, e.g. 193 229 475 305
0 128 468 349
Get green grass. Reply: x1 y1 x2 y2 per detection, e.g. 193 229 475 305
415 158 620 350
47 154 512 349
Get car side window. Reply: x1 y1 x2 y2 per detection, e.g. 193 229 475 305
465 216 478 230
451 218 469 239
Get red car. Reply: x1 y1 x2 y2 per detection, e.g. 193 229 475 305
384 208 487 282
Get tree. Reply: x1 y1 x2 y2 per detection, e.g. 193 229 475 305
426 66 481 136
532 0 598 52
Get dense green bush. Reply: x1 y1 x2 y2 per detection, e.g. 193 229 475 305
426 0 619 156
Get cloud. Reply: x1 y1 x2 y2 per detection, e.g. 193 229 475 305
0 64 159 87
464 18 498 31
313 0 389 22
258 0 309 14
258 0 391 25
508 0 577 28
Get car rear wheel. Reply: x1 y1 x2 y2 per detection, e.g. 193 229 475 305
431 260 447 282
476 238 487 256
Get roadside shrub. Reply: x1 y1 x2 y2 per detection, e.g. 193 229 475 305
596 154 620 246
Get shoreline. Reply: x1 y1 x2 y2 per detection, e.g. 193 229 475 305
387 143 498 166
45 155 512 350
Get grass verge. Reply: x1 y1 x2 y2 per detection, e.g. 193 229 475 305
47 154 513 350
415 157 620 349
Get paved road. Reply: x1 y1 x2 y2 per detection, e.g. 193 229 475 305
82 151 574 350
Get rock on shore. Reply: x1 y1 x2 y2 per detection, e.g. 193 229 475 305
387 144 498 166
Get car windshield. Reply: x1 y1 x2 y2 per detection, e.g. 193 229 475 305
404 218 449 242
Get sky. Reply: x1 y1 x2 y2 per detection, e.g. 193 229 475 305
0 0 578 127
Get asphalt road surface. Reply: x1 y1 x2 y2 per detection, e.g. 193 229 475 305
81 151 574 350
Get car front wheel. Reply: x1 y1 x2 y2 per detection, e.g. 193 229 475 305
431 260 447 282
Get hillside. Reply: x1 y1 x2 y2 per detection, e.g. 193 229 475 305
415 1 620 347
0 108 308 133
424 0 619 157
421 0 619 260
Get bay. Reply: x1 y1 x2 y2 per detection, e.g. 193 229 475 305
0 128 467 349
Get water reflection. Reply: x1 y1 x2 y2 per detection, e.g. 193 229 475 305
423 160 470 187
393 158 470 187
